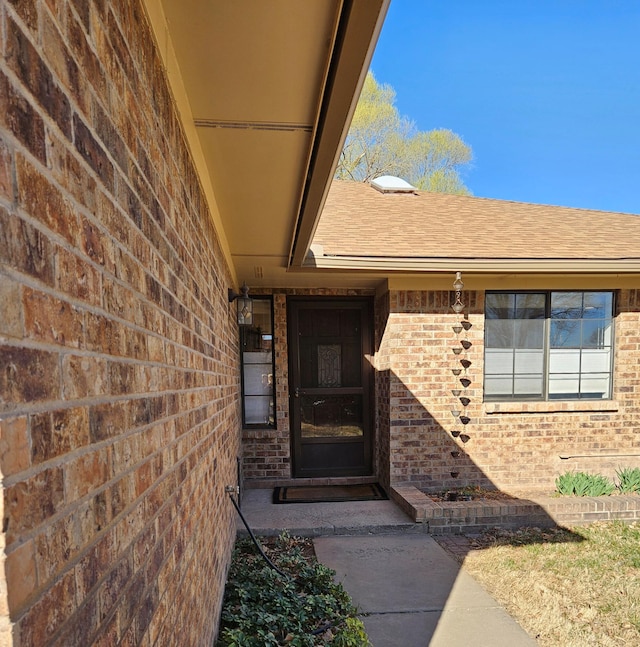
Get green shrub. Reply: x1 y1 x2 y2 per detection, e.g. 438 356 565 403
331 617 370 647
555 471 615 497
587 474 616 496
616 467 640 493
217 533 370 646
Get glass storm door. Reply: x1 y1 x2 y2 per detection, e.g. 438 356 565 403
288 299 373 478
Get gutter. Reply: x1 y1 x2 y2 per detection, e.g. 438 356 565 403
302 252 640 274
288 0 391 269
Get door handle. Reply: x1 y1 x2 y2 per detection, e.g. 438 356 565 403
294 387 300 398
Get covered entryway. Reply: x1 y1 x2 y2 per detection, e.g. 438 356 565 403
288 298 374 477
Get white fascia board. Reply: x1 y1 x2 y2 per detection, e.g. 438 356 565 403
302 255 640 274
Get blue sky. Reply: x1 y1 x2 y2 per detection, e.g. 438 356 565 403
370 1 640 214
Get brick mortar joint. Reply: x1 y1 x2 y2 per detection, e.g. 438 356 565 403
3 215 225 357
7 74 228 337
1 396 226 484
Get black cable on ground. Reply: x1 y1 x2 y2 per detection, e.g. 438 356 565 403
227 490 351 638
227 491 291 580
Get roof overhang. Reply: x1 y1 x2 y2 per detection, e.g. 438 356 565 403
143 0 390 289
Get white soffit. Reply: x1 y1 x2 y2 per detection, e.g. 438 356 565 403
148 0 390 285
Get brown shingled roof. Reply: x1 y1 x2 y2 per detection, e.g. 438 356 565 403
312 181 640 267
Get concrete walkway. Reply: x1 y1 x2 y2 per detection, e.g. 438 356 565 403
315 535 537 647
238 490 538 646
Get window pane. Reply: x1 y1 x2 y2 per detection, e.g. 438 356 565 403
485 320 514 348
549 348 580 373
514 376 543 397
580 374 610 399
583 292 613 319
241 298 274 427
514 319 544 348
300 394 363 438
550 319 582 348
243 358 272 394
581 349 611 373
484 376 513 396
515 293 545 319
551 292 583 319
549 375 580 399
250 299 273 341
514 349 543 374
582 320 611 348
485 293 515 320
244 396 273 425
485 349 513 374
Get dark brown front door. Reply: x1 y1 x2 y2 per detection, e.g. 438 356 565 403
288 298 373 478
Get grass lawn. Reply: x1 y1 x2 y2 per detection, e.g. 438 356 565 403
454 522 640 646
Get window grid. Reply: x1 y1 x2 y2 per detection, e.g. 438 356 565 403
484 291 614 402
240 297 276 428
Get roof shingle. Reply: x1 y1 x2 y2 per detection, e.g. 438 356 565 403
313 181 640 261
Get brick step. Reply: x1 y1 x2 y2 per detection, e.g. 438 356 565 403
391 486 640 535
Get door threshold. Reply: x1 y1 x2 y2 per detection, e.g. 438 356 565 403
245 475 378 489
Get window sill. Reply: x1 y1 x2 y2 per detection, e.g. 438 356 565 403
484 400 620 414
242 427 282 438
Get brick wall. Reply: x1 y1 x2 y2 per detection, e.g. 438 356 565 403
378 288 640 494
374 291 390 490
0 1 240 645
377 290 487 491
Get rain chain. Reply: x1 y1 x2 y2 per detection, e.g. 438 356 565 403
450 272 472 478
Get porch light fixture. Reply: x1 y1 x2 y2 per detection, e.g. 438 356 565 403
228 282 253 326
451 271 465 314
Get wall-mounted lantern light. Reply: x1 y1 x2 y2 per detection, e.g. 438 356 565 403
451 271 465 314
228 282 253 326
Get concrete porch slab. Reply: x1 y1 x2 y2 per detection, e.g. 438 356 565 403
236 488 419 537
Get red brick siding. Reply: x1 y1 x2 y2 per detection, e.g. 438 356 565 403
374 291 391 490
0 2 240 645
379 289 640 494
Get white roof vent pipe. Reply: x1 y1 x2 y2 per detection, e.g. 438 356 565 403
370 175 417 194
